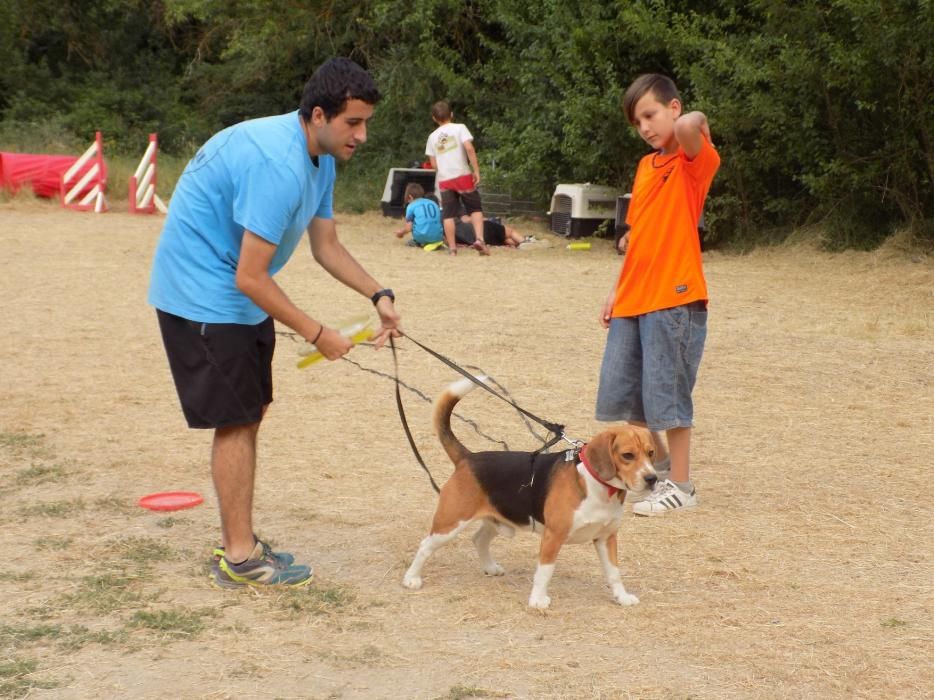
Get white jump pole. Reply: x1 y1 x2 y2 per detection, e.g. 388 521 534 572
61 131 108 212
130 133 165 214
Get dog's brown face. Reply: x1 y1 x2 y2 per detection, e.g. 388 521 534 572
585 425 657 494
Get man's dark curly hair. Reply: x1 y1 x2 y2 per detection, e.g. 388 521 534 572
299 58 381 121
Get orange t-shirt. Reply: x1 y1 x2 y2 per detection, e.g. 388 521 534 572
611 137 720 318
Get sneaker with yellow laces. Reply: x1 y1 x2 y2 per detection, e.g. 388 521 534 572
211 539 311 589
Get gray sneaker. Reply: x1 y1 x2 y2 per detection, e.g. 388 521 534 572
213 540 312 588
210 539 297 589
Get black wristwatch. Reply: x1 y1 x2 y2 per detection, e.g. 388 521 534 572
370 288 395 306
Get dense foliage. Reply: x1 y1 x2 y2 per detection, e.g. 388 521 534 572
1 0 931 247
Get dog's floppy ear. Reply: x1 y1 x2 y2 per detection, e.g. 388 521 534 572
585 431 617 481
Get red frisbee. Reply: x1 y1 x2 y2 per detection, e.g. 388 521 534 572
138 491 204 512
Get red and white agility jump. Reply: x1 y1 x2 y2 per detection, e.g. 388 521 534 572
60 131 108 213
130 133 167 214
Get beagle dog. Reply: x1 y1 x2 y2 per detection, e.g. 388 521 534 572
403 376 658 609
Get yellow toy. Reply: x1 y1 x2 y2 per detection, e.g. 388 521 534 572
297 316 374 369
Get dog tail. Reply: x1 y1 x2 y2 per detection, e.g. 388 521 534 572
434 375 489 465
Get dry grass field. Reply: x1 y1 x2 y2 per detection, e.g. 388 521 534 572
0 198 931 699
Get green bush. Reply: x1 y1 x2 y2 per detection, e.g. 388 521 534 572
1 0 930 248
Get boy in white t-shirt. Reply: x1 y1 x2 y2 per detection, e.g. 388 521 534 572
425 101 489 256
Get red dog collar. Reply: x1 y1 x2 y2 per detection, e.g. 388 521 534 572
579 445 621 497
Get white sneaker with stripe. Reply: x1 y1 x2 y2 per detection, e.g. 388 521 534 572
632 479 697 516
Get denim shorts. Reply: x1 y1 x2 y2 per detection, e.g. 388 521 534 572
595 301 707 431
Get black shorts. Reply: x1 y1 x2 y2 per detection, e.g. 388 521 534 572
440 188 483 219
454 219 506 246
156 310 275 429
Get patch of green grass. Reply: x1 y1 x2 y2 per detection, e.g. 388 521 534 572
0 117 84 154
0 623 63 646
18 498 85 519
881 617 908 628
129 607 216 639
0 659 36 678
0 657 59 698
93 495 136 514
273 582 356 617
63 573 148 614
0 432 45 454
287 506 319 522
34 536 73 551
102 151 190 201
94 496 142 515
226 660 263 679
105 536 175 566
333 157 384 214
438 686 506 700
0 621 126 653
23 602 59 621
319 644 382 667
57 625 127 652
14 464 67 487
0 432 49 459
351 644 381 662
155 516 187 529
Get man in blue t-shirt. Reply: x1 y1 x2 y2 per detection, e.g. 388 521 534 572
148 58 401 590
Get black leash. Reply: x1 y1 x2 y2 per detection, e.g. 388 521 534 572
279 328 515 449
390 332 572 494
389 335 441 493
279 327 575 495
399 332 567 438
340 354 511 450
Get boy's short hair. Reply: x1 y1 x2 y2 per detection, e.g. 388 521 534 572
431 101 452 122
622 74 681 125
404 182 425 200
299 57 381 121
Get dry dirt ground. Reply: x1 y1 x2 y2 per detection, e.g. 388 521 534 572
0 199 932 700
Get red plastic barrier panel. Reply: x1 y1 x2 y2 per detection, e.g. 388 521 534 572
0 152 107 199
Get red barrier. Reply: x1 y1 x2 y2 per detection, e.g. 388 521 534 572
0 152 96 199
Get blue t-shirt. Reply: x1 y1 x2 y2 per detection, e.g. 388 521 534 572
148 111 335 324
405 197 443 245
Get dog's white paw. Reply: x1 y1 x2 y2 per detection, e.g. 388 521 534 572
528 593 551 609
402 573 423 590
614 590 639 606
483 562 505 577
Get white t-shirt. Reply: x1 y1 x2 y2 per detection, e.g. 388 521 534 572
425 122 473 183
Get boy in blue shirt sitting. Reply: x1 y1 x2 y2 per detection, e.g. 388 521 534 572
394 182 444 249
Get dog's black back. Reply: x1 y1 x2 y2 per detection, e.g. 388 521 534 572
468 451 567 526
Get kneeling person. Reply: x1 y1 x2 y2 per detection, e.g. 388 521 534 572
394 183 444 249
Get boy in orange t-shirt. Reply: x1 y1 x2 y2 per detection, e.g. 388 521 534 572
595 74 720 516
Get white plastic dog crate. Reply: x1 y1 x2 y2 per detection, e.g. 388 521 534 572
380 168 439 218
548 183 624 238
